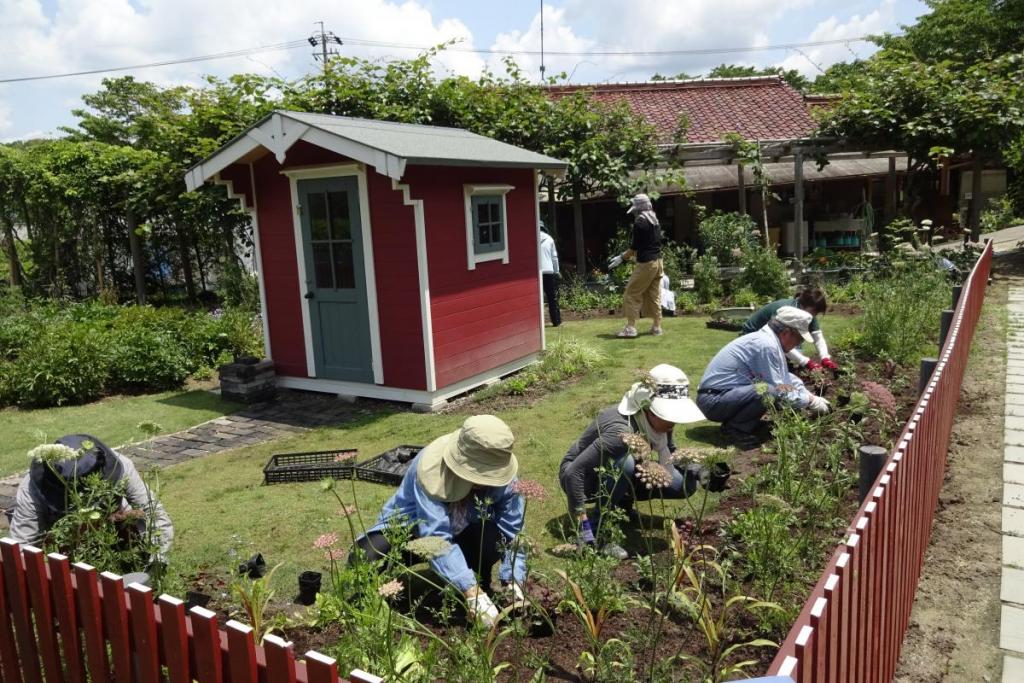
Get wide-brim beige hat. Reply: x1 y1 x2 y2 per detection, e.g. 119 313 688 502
617 363 705 424
417 415 518 502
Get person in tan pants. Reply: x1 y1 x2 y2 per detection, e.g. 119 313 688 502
609 194 664 337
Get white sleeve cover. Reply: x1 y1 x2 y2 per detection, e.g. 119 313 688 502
786 347 810 366
811 330 830 359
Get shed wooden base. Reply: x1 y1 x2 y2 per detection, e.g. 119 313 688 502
276 352 540 412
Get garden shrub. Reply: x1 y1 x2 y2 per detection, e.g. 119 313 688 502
856 259 951 365
692 254 722 304
736 247 789 300
731 287 761 309
107 324 193 392
675 291 699 314
5 325 110 407
980 195 1022 234
698 211 757 265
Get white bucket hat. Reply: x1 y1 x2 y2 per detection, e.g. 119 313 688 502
416 415 518 502
627 193 653 215
773 305 814 343
618 363 705 424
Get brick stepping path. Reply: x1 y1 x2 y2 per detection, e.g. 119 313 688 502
0 390 368 522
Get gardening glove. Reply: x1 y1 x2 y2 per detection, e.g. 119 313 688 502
577 518 597 546
607 254 624 270
804 359 822 372
466 590 499 628
503 582 528 610
807 395 831 415
821 357 839 372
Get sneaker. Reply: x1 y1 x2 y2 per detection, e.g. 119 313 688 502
601 543 629 561
617 326 638 338
650 326 664 336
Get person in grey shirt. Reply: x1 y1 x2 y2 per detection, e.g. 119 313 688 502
559 364 707 559
697 306 830 449
8 434 173 565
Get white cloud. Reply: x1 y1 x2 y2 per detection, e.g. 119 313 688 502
778 0 896 75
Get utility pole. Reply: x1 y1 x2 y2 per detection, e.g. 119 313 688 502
539 1 546 81
308 21 343 75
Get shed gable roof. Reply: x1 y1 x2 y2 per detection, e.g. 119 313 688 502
545 76 818 145
185 110 567 191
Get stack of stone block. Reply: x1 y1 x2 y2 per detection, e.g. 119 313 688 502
218 356 276 403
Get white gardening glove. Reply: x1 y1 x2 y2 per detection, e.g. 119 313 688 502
466 590 499 628
504 582 527 610
607 254 624 270
807 395 831 415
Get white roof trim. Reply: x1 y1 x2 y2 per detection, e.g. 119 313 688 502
186 111 415 191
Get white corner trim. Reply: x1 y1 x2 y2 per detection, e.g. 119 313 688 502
287 164 384 384
247 164 273 361
533 171 546 351
391 178 437 392
287 177 316 378
464 184 514 271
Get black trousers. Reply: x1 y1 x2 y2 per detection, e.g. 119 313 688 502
352 521 504 589
542 273 561 326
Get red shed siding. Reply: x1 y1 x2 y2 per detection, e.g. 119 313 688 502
403 166 541 389
250 157 307 377
365 172 427 390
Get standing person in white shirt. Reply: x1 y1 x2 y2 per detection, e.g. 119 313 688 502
539 221 561 327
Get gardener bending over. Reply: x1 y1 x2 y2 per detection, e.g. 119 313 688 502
698 306 830 449
8 434 174 566
560 364 708 560
740 287 837 372
353 415 526 628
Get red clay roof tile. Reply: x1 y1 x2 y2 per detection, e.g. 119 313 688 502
545 76 818 144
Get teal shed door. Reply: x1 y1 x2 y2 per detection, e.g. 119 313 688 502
298 177 373 383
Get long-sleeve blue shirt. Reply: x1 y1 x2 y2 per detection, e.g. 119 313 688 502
367 452 527 592
698 325 812 408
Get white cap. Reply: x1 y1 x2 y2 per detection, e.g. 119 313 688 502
773 306 814 343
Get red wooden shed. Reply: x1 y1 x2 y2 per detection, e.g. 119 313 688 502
185 111 567 410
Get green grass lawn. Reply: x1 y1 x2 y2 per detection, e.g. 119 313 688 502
0 388 242 478
158 311 858 595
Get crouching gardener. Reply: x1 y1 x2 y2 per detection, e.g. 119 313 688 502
560 364 708 560
353 415 526 627
697 306 830 449
740 287 836 372
8 434 174 568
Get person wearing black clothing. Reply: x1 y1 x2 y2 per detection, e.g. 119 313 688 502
609 194 664 338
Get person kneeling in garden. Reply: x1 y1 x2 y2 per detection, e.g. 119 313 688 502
559 364 708 560
9 434 174 572
352 415 526 628
698 306 830 450
740 287 837 372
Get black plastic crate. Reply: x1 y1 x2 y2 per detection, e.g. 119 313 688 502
354 445 423 486
263 449 359 485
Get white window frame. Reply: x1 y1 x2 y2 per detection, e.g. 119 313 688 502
464 184 514 270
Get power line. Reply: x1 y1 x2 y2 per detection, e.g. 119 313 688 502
0 33 877 85
0 40 308 84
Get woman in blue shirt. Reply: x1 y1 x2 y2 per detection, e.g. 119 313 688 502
353 415 525 627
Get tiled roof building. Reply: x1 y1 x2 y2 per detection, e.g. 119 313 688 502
545 76 818 144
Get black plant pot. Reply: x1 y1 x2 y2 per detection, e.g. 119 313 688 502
529 610 556 638
296 571 322 606
706 463 732 493
185 591 211 610
238 553 266 579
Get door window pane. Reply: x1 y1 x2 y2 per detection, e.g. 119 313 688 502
332 243 355 289
329 191 351 239
309 193 329 240
313 243 333 288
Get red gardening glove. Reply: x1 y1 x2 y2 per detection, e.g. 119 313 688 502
804 359 822 372
821 358 839 371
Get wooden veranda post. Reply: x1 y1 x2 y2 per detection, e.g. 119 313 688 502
885 156 897 224
737 165 747 216
969 153 984 242
794 149 805 256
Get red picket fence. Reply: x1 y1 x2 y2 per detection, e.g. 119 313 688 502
0 538 356 683
766 240 994 682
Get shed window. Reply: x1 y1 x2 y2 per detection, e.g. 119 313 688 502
464 184 514 270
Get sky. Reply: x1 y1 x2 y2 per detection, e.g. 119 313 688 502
0 0 930 142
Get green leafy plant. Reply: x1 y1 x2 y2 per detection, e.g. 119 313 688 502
693 254 723 304
736 247 789 300
230 562 285 644
698 212 758 266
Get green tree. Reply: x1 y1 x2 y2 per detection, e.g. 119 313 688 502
707 63 810 92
